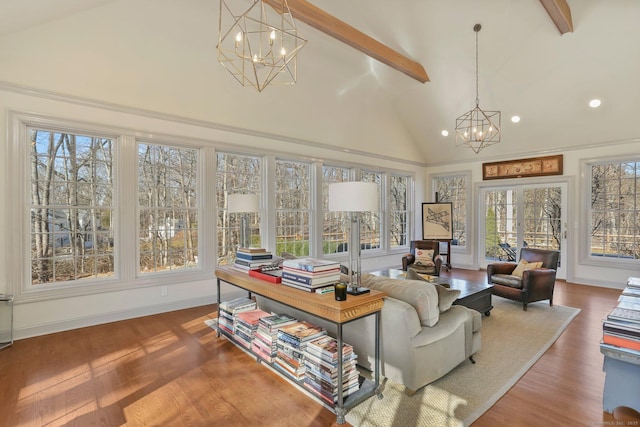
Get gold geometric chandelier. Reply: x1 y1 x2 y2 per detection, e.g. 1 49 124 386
217 0 306 92
455 24 501 154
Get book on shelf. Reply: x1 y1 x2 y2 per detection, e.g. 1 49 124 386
248 268 282 283
616 296 640 311
622 286 640 297
282 257 341 273
602 331 640 351
315 285 335 294
627 277 640 289
235 251 273 261
281 271 339 286
607 307 640 324
281 266 341 278
280 280 322 293
233 258 275 268
237 247 268 254
259 313 297 331
306 335 355 363
603 322 640 339
219 297 256 315
277 321 327 348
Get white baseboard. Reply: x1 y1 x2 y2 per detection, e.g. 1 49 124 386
14 296 217 340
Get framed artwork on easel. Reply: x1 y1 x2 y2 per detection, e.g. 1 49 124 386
421 202 453 240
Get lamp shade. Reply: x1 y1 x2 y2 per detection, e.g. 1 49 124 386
328 182 379 212
227 193 259 213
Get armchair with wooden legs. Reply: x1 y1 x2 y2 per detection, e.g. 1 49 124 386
487 247 559 311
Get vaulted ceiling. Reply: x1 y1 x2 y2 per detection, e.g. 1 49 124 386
1 0 639 165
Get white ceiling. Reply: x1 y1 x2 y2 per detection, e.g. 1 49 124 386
1 0 639 165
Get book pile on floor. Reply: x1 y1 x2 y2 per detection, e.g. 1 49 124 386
602 277 640 352
233 248 274 271
274 320 327 381
251 313 297 363
303 335 361 405
218 297 256 336
281 257 341 293
233 308 271 350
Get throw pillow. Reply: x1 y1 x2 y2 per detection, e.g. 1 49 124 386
406 269 461 312
512 260 543 278
415 249 435 267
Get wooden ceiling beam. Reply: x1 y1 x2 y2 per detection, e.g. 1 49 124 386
539 0 573 34
263 0 429 83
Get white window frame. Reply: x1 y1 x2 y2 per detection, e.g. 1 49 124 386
581 155 640 267
8 112 215 302
431 170 472 253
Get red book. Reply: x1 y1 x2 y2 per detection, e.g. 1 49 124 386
249 268 282 283
602 333 640 351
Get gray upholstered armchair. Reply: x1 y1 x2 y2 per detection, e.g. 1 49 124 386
487 247 559 311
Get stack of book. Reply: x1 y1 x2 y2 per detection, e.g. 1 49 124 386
274 320 327 381
252 313 298 363
233 248 274 271
602 277 640 352
233 308 271 350
281 258 341 292
218 297 256 336
303 335 360 405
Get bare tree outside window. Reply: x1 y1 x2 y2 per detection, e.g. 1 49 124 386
276 159 310 256
359 171 381 250
434 175 467 246
590 161 640 259
138 143 199 273
216 153 262 264
30 129 114 285
389 174 409 248
322 166 351 254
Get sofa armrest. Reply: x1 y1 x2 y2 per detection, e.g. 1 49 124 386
521 268 556 290
487 262 517 281
402 254 415 271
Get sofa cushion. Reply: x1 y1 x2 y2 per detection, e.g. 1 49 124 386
361 274 440 327
406 268 460 312
491 274 523 288
512 259 543 278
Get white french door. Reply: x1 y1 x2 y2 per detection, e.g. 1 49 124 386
478 181 567 279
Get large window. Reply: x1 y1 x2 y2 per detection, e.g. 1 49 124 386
389 174 409 248
275 159 310 256
138 143 199 273
30 128 115 285
589 160 640 260
216 152 262 264
433 173 469 246
322 166 351 254
360 170 382 250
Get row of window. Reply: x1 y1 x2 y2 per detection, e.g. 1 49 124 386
13 116 640 296
22 121 412 292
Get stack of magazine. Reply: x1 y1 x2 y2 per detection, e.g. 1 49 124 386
602 277 640 353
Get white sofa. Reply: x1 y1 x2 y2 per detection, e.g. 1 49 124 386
257 273 482 396
343 274 482 395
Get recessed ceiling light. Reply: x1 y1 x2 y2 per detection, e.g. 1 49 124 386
441 130 449 137
511 116 521 123
589 99 602 108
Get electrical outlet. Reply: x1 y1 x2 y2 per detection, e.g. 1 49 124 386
161 286 168 297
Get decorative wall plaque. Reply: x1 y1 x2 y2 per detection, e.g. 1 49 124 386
482 154 563 180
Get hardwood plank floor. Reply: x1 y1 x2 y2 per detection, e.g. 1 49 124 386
0 269 636 426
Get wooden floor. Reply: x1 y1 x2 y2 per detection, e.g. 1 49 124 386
0 269 636 426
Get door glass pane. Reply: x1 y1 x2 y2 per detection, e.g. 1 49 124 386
485 189 517 261
523 187 561 251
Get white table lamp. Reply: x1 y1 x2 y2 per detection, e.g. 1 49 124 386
328 182 379 295
227 193 259 249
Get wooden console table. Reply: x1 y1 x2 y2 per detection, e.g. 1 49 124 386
215 266 386 424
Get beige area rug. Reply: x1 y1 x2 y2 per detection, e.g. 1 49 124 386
345 298 580 427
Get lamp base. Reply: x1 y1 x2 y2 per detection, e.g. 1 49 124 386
347 287 370 296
